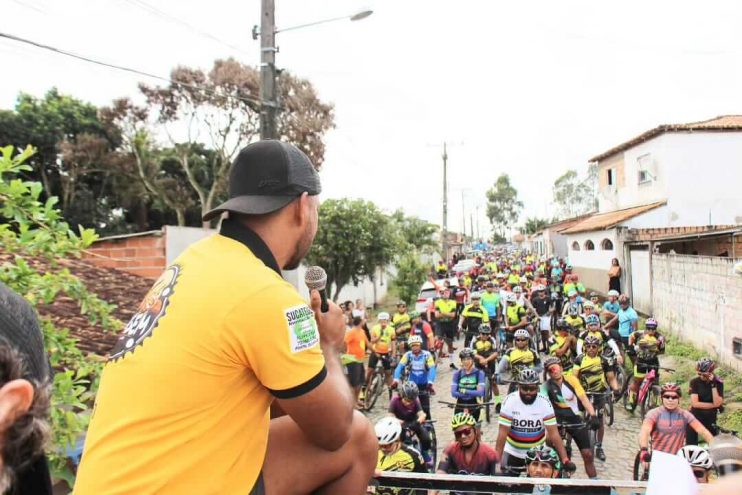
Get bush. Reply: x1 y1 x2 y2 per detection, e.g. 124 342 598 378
390 251 429 307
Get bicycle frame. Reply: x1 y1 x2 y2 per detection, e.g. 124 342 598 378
637 368 657 405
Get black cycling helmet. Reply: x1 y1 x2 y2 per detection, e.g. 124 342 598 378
400 381 419 401
543 356 561 371
517 367 541 385
459 348 475 360
478 323 492 334
696 357 716 373
555 318 572 332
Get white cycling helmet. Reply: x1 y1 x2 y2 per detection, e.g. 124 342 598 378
607 289 619 297
514 329 530 340
677 445 713 470
513 285 523 294
535 284 546 292
375 417 402 445
505 293 517 303
407 335 423 346
377 312 390 321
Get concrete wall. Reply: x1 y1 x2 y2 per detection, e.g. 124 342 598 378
566 229 619 293
165 226 214 264
652 254 742 371
629 249 651 314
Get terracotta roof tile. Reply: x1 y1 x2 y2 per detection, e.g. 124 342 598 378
590 115 742 162
560 201 667 234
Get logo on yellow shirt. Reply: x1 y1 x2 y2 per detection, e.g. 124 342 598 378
109 264 181 361
285 305 320 353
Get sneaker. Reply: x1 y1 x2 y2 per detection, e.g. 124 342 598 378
449 363 458 370
595 444 606 461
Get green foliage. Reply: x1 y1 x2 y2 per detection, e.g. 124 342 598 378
664 333 705 361
552 168 597 220
485 174 523 239
0 145 121 482
306 198 400 300
390 209 438 254
391 252 430 307
522 217 551 235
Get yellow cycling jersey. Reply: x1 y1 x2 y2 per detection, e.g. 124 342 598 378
578 329 606 348
376 445 426 494
371 324 396 354
549 334 575 370
631 331 662 361
505 304 526 326
573 353 608 393
434 298 457 321
474 337 497 357
565 315 585 330
392 312 411 336
504 347 538 370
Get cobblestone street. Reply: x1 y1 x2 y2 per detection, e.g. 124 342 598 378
365 341 648 482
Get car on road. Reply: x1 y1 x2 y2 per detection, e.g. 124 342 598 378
415 277 459 317
452 259 478 273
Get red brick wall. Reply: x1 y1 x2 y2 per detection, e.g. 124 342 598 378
83 235 166 279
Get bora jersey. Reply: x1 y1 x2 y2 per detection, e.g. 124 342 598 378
498 392 556 459
74 220 326 495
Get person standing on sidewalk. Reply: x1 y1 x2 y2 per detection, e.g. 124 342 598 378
75 141 377 495
435 289 458 369
686 358 724 445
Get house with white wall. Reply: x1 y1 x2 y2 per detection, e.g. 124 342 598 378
563 115 742 300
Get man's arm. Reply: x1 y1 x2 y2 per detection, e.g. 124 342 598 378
691 420 715 445
638 419 653 450
495 423 510 459
275 291 354 451
545 424 569 462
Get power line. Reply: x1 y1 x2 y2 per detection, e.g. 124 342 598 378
0 31 262 107
120 0 250 56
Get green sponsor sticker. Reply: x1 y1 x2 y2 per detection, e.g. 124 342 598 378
285 304 320 353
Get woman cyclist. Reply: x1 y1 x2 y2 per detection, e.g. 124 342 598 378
451 348 486 422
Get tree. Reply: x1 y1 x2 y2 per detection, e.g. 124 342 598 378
390 252 429 307
390 209 438 254
305 199 399 301
139 58 334 227
0 145 121 484
552 168 597 219
485 174 523 240
522 217 551 235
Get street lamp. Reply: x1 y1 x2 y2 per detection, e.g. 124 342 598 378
254 4 373 140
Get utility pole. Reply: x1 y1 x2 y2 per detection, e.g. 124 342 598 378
260 0 277 140
470 213 474 240
461 189 466 243
475 205 480 240
442 142 448 261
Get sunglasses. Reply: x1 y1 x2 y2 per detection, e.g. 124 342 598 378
662 395 679 400
519 385 539 393
454 427 474 438
515 338 529 342
585 344 599 349
692 469 707 479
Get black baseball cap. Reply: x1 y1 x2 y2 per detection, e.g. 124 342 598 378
202 140 321 221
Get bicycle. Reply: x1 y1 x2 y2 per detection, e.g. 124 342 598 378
363 359 389 411
556 420 588 464
438 400 495 425
632 445 651 481
401 420 438 470
623 365 675 419
586 391 613 451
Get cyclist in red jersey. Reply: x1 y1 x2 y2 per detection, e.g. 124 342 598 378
638 383 713 465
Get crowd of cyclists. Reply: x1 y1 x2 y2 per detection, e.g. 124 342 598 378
343 249 730 494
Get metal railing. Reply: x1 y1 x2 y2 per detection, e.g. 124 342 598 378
373 471 648 494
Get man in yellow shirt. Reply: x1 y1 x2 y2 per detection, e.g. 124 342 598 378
366 312 396 394
74 141 376 495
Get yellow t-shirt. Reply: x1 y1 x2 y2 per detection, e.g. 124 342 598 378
371 324 396 354
74 221 325 494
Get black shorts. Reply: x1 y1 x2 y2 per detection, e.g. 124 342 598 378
438 321 456 340
476 360 497 377
368 352 392 371
566 424 591 451
250 472 265 495
346 362 365 387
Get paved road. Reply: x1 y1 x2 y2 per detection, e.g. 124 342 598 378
364 341 646 481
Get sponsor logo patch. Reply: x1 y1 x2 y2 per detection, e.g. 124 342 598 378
284 304 319 353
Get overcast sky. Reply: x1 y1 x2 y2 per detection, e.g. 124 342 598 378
2 0 741 237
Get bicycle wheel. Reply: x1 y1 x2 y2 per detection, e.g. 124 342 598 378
632 451 647 481
641 385 661 420
427 423 438 469
616 366 627 396
364 374 382 410
484 375 492 423
604 395 614 426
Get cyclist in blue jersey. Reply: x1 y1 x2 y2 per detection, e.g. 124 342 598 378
393 335 437 419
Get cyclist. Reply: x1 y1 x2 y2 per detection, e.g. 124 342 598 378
459 292 489 348
374 417 428 495
366 312 397 398
525 445 561 489
606 295 638 353
588 292 603 315
513 285 535 313
434 289 458 369
496 368 575 477
687 357 724 445
480 282 501 329
504 293 528 345
497 329 541 394
530 285 552 354
561 290 583 318
408 312 435 353
572 335 612 461
393 335 437 419
677 445 713 484
453 281 470 319
626 318 665 411
434 412 498 495
564 303 585 333
576 314 623 398
548 318 577 373
472 324 501 408
451 348 486 422
435 260 448 278
343 314 369 408
601 290 620 324
392 301 412 353
387 382 432 458
638 383 714 463
542 356 599 479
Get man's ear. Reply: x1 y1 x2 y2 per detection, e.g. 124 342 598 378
293 192 310 225
0 379 34 427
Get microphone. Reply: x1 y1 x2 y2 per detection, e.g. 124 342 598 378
304 266 329 313
709 433 742 477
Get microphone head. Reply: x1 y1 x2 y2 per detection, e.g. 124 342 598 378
709 434 742 476
304 266 327 291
